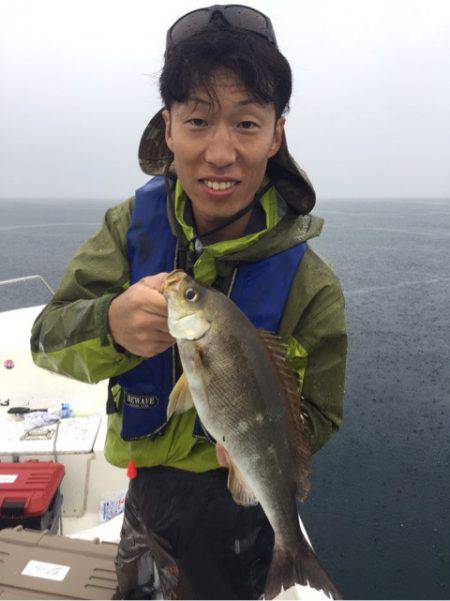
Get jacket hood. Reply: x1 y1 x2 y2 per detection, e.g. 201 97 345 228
138 107 317 215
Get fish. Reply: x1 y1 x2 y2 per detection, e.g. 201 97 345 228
162 269 343 600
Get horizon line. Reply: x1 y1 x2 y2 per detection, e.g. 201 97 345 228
1 196 449 202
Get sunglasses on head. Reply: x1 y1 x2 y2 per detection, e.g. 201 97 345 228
165 4 278 57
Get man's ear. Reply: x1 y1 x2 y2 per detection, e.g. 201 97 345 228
162 108 174 152
268 116 286 159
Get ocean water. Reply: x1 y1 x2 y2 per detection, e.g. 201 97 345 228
1 197 449 599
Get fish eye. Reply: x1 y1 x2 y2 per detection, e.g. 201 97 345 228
184 288 198 302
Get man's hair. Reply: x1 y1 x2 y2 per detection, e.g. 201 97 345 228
159 23 292 123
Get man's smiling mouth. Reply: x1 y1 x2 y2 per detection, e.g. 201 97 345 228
199 179 241 191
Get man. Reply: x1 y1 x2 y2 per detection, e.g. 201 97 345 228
31 6 347 599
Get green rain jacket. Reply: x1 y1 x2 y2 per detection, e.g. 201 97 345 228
30 108 347 470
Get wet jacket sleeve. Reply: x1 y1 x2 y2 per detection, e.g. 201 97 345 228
30 197 144 384
295 280 347 454
280 247 347 453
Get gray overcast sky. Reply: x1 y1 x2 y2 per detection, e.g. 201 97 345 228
1 0 449 200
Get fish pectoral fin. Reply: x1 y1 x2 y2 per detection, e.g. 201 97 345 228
227 460 259 507
167 373 194 419
192 345 211 407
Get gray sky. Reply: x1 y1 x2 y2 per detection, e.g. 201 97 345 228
1 0 449 200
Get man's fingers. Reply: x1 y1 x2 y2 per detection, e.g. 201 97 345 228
152 331 176 343
139 287 169 317
143 314 173 337
150 339 176 348
140 273 169 292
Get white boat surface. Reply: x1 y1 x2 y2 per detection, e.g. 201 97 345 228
0 276 330 600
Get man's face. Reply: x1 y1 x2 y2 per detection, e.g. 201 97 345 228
161 70 285 225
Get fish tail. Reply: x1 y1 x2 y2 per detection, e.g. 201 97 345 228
264 539 343 600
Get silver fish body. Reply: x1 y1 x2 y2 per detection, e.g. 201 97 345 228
163 270 342 599
177 308 301 550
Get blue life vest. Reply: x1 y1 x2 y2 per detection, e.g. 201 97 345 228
116 176 307 441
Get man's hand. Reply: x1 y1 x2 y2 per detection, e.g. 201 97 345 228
108 272 176 358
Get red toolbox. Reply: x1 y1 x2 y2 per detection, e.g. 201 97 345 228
0 461 64 533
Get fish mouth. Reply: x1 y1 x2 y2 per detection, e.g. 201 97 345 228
161 269 188 296
162 270 211 339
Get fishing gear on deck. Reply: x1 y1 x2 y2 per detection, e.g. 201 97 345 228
7 407 48 416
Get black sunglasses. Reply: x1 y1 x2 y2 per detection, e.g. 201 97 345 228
165 4 278 58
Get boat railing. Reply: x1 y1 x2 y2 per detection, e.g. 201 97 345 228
0 275 55 297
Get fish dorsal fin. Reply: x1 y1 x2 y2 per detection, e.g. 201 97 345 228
257 329 313 501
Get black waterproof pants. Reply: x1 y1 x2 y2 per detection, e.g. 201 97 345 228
114 466 274 600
